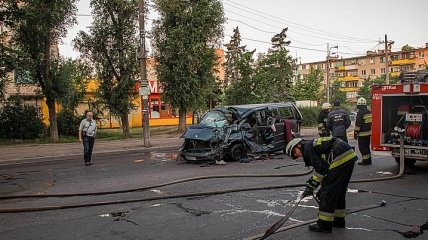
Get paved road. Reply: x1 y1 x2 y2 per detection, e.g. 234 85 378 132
0 138 427 240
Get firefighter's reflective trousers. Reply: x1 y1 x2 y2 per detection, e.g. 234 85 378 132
358 135 371 163
317 162 355 230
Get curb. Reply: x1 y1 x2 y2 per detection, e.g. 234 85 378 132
0 144 182 167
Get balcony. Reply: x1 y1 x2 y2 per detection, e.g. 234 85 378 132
336 66 345 71
390 59 415 66
340 87 359 92
338 76 360 81
390 72 400 77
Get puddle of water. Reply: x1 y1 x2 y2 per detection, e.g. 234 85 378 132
151 204 161 207
376 171 393 176
347 188 359 193
133 160 144 163
149 152 178 162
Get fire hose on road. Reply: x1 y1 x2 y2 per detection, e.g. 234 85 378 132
0 134 410 240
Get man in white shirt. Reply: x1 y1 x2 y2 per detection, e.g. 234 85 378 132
79 111 97 166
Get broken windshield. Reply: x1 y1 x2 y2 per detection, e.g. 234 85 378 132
200 111 228 128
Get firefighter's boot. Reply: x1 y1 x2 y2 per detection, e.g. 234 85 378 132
333 217 346 228
358 160 372 165
308 221 332 233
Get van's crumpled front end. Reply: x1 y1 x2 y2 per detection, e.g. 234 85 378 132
178 125 229 162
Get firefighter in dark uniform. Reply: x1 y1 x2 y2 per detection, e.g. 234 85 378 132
286 136 357 233
327 101 351 143
318 103 332 137
355 97 372 165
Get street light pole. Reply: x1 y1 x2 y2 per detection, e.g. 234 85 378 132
326 43 330 103
139 0 151 147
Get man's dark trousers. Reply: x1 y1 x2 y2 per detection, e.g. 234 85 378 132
358 136 371 163
336 135 348 143
83 136 95 164
317 162 355 230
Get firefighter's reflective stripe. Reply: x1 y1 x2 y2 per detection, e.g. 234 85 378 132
319 211 335 221
334 209 346 218
362 154 371 160
313 136 333 147
312 171 325 183
354 126 360 131
329 150 357 170
358 130 371 136
363 114 372 123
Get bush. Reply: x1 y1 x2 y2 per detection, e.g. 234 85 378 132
57 110 82 136
299 106 321 127
0 98 46 140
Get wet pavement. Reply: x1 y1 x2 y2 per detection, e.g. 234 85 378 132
0 137 428 240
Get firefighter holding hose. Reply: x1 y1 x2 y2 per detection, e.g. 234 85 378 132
285 136 358 233
355 97 372 165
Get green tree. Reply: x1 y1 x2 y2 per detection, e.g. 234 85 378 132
358 74 399 105
152 0 225 132
3 0 78 142
224 50 257 105
401 44 415 51
290 67 324 102
53 58 91 111
224 26 244 87
252 28 294 102
74 0 139 137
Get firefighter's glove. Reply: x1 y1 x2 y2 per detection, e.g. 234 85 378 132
302 179 319 198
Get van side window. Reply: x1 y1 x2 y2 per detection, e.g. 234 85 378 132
279 107 294 119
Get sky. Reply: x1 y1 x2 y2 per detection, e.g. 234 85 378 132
59 0 428 63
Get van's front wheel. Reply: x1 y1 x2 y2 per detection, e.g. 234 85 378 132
229 143 245 161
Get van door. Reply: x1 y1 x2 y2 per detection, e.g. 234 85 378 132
278 106 299 138
269 108 286 150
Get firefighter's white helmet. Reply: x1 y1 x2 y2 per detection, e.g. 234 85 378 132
285 138 303 159
357 97 367 106
321 103 332 110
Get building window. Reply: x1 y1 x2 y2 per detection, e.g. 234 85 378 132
370 57 375 64
419 52 425 58
380 56 385 63
381 68 386 74
301 65 305 70
361 70 366 76
321 64 325 69
370 69 376 75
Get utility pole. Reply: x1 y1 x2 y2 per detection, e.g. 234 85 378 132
326 43 330 103
139 0 151 147
380 34 394 84
326 43 338 103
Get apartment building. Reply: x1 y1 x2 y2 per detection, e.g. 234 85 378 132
296 42 428 102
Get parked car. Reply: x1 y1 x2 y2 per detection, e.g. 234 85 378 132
178 103 303 163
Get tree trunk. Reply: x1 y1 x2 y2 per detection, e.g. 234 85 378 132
178 108 187 133
46 98 59 143
120 114 131 138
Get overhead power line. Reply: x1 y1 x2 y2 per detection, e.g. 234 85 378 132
224 0 378 43
225 34 365 56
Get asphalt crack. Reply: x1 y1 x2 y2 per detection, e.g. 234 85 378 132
171 203 211 216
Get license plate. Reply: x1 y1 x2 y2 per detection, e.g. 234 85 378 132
185 156 197 160
404 149 425 155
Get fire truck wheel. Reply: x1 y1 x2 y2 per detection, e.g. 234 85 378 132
395 157 416 166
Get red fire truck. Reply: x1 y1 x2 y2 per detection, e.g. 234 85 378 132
371 70 428 166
